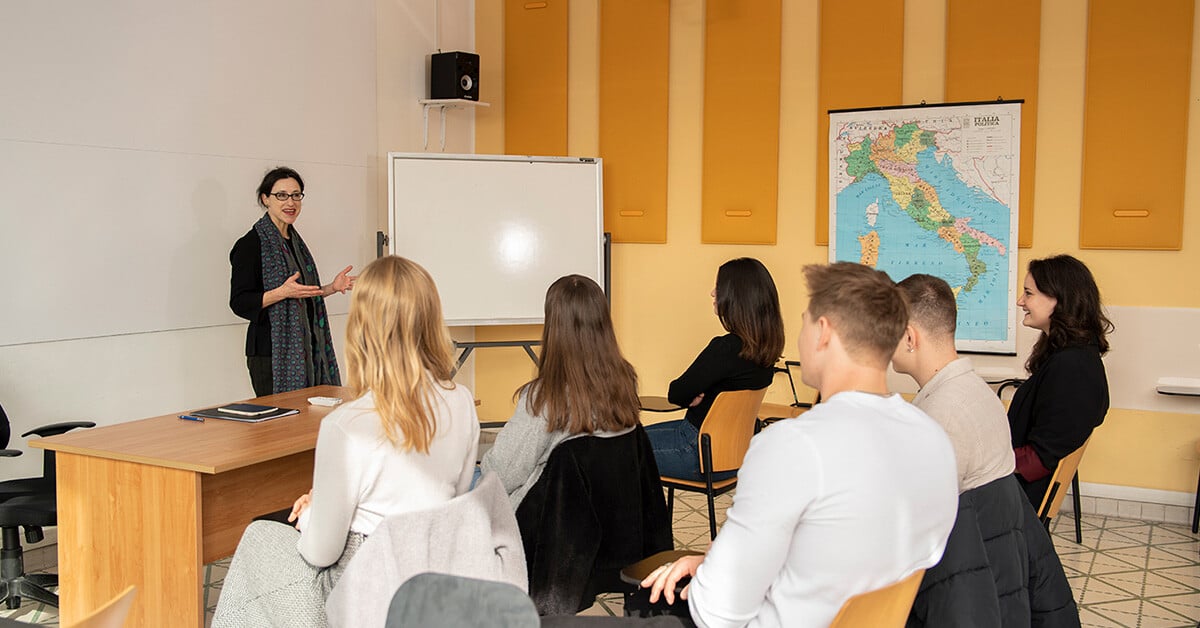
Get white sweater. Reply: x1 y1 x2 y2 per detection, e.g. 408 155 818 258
297 384 480 567
688 392 958 628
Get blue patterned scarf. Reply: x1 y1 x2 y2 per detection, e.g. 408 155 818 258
254 214 341 393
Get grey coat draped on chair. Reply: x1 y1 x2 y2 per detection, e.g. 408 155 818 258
325 472 528 628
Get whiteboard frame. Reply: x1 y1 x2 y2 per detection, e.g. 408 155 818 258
387 152 605 327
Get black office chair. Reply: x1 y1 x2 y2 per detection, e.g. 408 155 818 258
0 402 94 609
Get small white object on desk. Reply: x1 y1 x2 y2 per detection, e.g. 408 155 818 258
308 396 344 407
1155 377 1200 397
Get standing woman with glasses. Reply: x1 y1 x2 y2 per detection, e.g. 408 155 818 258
1008 254 1113 507
230 167 357 396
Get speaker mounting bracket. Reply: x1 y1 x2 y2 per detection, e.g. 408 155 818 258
418 99 490 151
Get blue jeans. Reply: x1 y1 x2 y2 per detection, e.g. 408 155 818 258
645 419 736 482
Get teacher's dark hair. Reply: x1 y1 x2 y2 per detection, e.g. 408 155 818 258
520 275 639 435
716 258 786 368
1025 254 1113 374
256 167 305 209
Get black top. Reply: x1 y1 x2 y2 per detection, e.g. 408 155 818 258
229 227 315 357
667 333 776 430
1008 343 1109 471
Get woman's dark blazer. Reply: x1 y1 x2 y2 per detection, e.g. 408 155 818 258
1007 343 1108 505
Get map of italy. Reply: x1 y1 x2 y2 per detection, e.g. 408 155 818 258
845 123 1005 293
829 103 1020 353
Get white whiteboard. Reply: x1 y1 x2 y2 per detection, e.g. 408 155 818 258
388 154 605 325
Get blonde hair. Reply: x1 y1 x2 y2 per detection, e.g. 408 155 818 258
344 256 455 453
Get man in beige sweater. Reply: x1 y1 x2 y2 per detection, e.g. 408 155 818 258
892 273 1016 492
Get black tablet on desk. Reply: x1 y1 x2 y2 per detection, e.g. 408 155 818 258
189 406 299 423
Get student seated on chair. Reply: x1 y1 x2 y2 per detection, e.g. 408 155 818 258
480 274 643 509
891 273 1015 493
211 256 480 628
892 274 1080 627
645 257 785 481
1007 255 1111 507
643 262 958 628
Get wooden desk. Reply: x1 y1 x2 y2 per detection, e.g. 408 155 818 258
31 385 349 628
638 395 684 413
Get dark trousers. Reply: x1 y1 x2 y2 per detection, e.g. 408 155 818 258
247 356 273 397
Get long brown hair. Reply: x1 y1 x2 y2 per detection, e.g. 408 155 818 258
344 256 456 453
1024 255 1113 374
519 275 639 434
716 258 786 367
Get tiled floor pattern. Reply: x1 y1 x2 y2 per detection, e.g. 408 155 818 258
4 492 1199 626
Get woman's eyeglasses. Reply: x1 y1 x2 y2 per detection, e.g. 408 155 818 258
271 192 305 201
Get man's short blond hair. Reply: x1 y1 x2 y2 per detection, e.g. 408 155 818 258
803 263 908 367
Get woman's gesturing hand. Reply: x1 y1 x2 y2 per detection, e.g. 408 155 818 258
327 265 356 295
280 272 323 299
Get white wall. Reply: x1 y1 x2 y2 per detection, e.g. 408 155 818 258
0 0 477 480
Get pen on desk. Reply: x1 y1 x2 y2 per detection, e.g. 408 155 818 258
178 415 205 422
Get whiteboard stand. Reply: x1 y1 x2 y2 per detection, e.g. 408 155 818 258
418 99 489 151
451 340 541 379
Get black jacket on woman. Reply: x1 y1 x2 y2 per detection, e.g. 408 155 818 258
1007 343 1108 506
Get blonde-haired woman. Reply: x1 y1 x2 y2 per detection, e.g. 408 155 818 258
213 256 479 627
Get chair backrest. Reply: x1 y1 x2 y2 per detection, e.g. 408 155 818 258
994 378 1025 402
698 387 768 473
1037 438 1090 520
0 402 10 449
828 569 925 628
386 573 538 628
65 585 136 628
777 360 818 408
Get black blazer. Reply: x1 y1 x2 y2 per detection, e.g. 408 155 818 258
1007 344 1108 501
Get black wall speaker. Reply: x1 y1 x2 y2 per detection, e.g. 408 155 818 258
430 51 479 101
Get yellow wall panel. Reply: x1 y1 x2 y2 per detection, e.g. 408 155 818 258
599 0 670 243
701 0 782 244
505 0 568 156
946 0 1040 249
1080 0 1193 249
816 0 905 245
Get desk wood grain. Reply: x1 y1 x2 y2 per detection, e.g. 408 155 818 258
31 385 348 627
31 385 348 474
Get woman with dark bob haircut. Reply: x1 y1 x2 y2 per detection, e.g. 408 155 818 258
1008 254 1113 506
229 167 357 396
645 258 786 480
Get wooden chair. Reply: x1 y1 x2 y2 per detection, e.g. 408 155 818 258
1038 439 1090 543
828 569 925 628
993 380 1085 544
65 585 136 628
620 553 924 628
660 388 768 540
758 361 817 428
